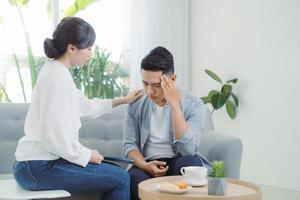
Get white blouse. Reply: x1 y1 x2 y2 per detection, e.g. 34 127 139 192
15 60 112 167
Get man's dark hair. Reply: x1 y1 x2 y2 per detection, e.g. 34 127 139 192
141 46 174 74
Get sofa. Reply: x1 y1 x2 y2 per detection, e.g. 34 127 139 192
0 103 242 199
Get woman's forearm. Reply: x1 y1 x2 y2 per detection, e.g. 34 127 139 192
112 98 127 108
111 89 143 108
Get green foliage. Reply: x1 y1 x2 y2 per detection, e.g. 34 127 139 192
47 0 98 20
0 84 11 102
2 1 47 102
201 69 239 119
17 7 37 89
64 0 98 16
8 0 30 6
205 69 223 84
9 0 39 90
0 15 26 102
209 160 227 178
2 1 127 102
70 46 129 99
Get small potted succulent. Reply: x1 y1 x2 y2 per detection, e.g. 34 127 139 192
208 160 228 196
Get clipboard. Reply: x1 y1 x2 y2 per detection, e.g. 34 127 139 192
103 156 134 164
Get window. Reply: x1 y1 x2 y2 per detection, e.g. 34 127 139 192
0 0 130 102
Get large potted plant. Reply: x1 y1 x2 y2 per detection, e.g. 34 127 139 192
70 46 129 99
208 160 228 196
201 69 239 119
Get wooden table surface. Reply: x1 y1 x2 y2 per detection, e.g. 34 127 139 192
138 176 262 200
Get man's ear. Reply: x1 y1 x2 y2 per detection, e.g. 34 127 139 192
171 74 177 81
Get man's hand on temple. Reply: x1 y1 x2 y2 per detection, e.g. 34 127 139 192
160 75 181 110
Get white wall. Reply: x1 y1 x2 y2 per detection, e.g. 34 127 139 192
190 0 300 191
129 0 190 90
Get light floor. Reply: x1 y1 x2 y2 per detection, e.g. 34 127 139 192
260 184 300 200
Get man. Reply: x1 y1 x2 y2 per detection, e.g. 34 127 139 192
122 46 210 200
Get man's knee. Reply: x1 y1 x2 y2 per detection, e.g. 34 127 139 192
179 155 203 166
128 167 151 184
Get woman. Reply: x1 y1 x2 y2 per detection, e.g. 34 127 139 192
13 17 141 200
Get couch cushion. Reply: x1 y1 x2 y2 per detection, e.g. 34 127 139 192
0 103 127 174
0 103 213 174
79 105 127 157
0 104 28 174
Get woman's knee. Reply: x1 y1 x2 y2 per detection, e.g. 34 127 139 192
118 169 130 185
105 165 130 188
14 161 38 190
89 163 130 188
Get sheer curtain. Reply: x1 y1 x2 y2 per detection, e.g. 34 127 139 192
129 0 190 90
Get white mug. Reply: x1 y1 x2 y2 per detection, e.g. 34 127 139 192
180 166 207 182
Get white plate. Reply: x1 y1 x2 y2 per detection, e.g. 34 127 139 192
156 184 191 194
184 178 207 187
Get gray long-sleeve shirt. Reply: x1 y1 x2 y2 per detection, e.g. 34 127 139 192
122 90 211 167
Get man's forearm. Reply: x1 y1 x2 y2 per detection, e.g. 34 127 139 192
127 150 147 169
171 104 188 140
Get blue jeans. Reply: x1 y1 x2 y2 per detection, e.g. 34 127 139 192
13 159 130 200
128 155 203 200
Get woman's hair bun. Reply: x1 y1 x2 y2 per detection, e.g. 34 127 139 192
44 38 59 58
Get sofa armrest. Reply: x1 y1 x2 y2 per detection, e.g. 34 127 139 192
199 131 243 179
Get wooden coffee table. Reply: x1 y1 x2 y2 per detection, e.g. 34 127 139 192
138 176 262 200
